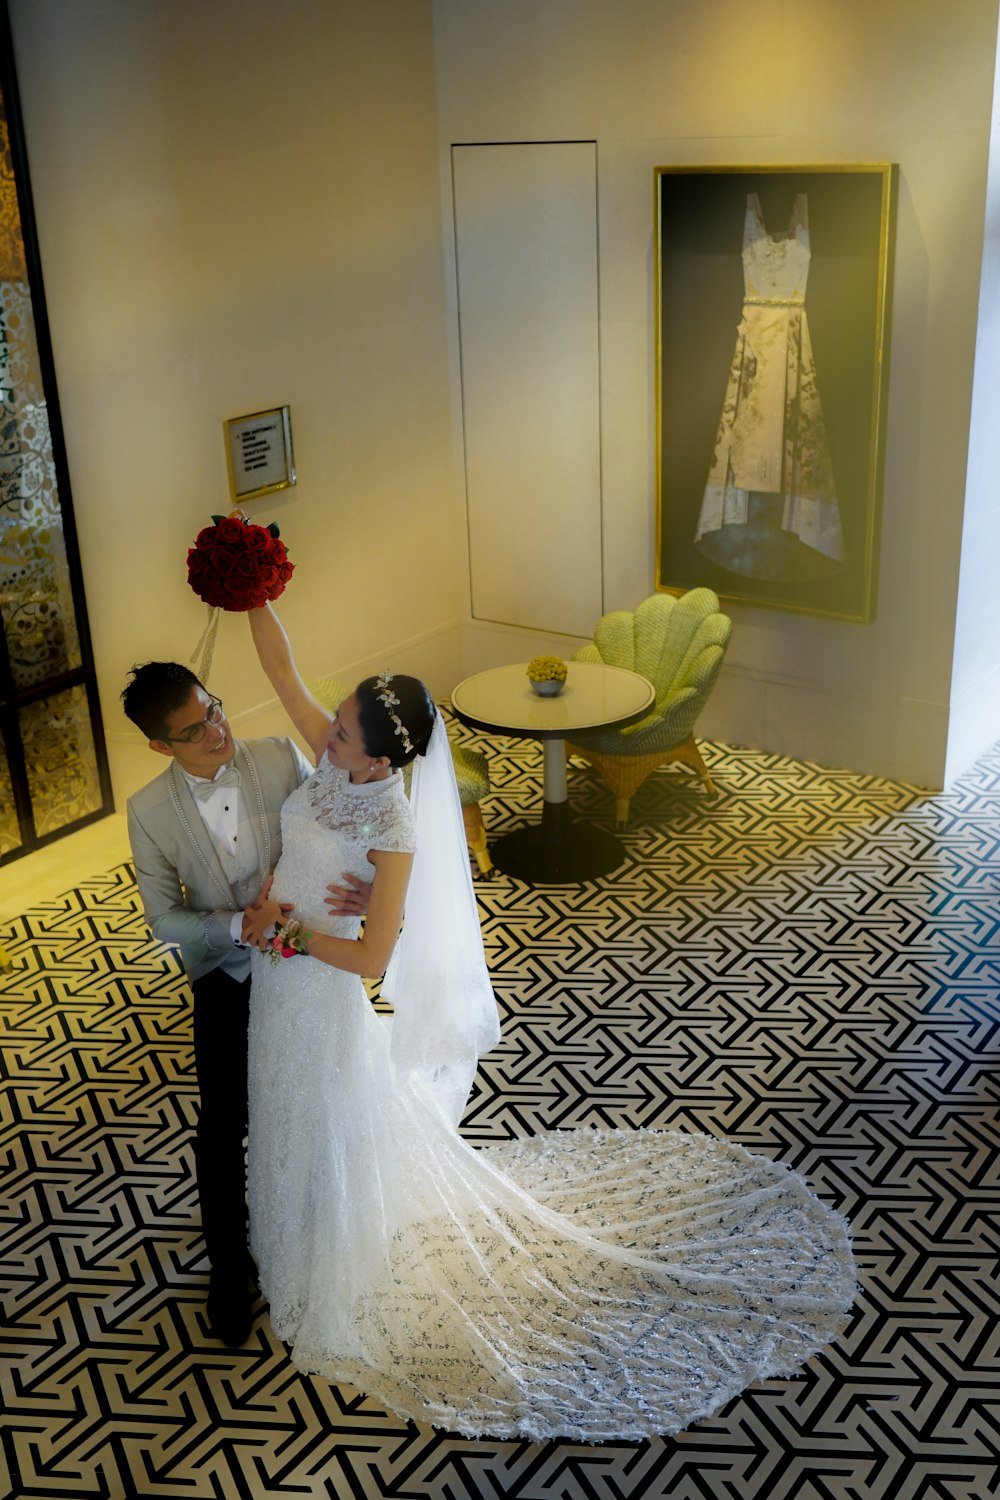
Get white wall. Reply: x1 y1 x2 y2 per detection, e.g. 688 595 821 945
10 0 999 805
9 0 465 803
434 0 1000 788
947 4 1000 785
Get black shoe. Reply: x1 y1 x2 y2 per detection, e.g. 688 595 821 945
206 1264 254 1346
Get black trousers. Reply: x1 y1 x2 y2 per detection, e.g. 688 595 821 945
191 966 250 1275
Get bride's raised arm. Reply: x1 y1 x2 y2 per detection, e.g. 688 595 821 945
247 603 332 764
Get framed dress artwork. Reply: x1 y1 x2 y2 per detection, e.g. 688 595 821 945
655 165 897 622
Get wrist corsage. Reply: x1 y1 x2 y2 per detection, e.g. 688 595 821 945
269 918 313 964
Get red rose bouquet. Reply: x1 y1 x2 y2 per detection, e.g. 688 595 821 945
186 512 294 611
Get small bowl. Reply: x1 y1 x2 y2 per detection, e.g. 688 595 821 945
530 678 565 697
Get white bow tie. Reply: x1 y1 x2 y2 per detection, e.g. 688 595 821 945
191 764 240 803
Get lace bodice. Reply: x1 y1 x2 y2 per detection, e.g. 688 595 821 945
742 192 810 302
268 755 415 936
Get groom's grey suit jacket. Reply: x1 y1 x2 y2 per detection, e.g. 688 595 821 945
126 737 312 982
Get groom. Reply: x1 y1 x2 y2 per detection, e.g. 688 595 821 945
122 661 365 1345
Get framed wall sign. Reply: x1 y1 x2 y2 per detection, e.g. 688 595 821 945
224 405 296 503
655 165 897 623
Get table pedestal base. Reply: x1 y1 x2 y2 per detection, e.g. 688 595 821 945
491 799 626 883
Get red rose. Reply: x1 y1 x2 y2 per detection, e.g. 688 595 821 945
195 526 218 551
269 538 287 563
244 525 271 555
215 515 245 544
221 569 248 598
278 561 294 583
234 550 257 577
209 544 238 574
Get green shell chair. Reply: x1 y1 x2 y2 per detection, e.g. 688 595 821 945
308 676 493 877
566 589 732 828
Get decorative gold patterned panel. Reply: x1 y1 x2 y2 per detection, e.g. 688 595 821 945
0 269 79 690
0 65 109 863
0 96 24 282
20 684 102 839
0 723 20 856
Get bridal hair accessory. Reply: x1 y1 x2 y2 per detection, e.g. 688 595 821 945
374 671 414 755
269 918 313 964
381 710 500 1126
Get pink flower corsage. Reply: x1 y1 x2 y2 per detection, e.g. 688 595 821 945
268 918 313 965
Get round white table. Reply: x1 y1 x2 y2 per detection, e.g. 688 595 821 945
450 660 655 881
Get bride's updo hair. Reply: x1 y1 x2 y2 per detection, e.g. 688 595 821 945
356 673 436 768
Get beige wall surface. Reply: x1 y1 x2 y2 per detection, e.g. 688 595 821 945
9 0 464 805
7 0 1000 804
948 4 1000 785
433 0 1000 786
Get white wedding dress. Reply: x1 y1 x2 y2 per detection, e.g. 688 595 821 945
248 755 855 1443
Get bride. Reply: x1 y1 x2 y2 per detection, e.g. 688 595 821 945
240 603 855 1443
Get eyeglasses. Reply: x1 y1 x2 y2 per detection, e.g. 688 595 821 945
160 698 226 745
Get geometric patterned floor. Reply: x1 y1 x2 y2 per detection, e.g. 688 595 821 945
2 725 998 1499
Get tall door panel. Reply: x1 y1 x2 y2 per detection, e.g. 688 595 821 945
452 142 602 637
0 3 112 863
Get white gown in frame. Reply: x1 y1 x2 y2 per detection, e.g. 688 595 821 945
695 192 845 581
248 747 855 1442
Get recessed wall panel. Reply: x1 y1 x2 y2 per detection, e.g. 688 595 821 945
453 142 602 637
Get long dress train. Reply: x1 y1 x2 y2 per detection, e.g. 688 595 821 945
248 756 855 1442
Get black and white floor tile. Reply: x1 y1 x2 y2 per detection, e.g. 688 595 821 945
1 727 998 1499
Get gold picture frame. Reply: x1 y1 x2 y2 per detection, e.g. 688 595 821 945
224 405 296 503
655 164 897 622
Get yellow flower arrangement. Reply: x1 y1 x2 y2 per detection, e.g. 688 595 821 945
526 656 568 697
526 655 568 683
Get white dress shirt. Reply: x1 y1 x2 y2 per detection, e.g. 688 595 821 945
181 763 253 945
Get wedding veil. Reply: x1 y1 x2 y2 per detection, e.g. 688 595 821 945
381 710 501 1125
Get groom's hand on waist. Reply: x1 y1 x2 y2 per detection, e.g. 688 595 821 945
241 899 292 948
325 872 372 917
